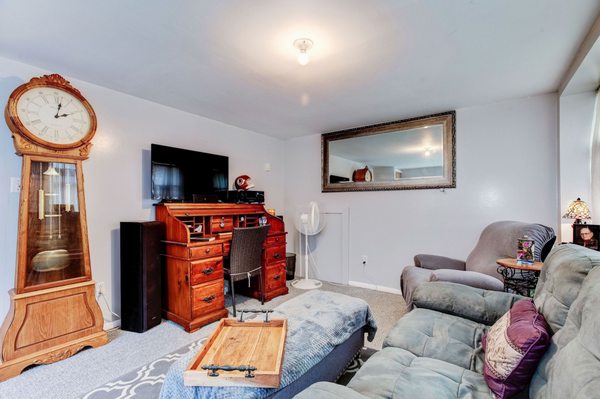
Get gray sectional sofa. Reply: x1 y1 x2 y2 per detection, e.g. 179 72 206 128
295 244 600 398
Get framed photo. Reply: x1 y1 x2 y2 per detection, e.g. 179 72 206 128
573 224 600 251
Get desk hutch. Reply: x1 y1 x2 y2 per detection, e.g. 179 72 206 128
155 203 288 332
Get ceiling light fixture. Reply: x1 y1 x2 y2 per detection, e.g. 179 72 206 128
293 38 313 66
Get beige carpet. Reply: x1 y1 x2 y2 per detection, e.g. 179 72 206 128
0 281 406 399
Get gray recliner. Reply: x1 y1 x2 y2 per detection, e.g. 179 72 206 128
401 221 556 309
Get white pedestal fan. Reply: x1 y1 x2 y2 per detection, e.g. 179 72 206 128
292 201 325 290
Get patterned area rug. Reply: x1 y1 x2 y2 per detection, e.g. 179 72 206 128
82 339 207 399
82 340 375 399
335 347 377 386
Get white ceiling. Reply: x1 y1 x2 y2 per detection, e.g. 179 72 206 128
1 0 599 139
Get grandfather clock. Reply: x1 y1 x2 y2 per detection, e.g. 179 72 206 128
0 74 107 380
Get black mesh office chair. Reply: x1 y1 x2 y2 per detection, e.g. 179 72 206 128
224 225 270 317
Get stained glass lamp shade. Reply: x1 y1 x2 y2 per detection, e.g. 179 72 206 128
562 197 591 224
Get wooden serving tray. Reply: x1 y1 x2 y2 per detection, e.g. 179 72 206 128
184 317 287 388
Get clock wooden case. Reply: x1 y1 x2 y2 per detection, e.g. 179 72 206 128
0 74 107 381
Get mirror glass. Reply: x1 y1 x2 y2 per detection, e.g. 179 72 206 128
322 112 455 192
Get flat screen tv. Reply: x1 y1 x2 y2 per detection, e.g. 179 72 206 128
151 144 228 202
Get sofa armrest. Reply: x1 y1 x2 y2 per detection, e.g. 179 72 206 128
412 281 526 325
432 269 504 291
293 382 369 399
414 254 466 271
400 266 435 310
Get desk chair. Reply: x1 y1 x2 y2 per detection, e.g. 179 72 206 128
224 225 270 317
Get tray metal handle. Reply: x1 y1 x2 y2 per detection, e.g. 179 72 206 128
238 309 274 322
201 364 257 378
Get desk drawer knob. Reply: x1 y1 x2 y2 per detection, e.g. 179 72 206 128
273 253 281 259
273 274 281 281
203 295 216 303
205 248 211 253
202 267 214 275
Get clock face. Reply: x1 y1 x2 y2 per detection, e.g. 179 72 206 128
365 170 372 182
15 87 92 146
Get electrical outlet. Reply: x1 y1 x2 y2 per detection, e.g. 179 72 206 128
96 282 105 296
362 255 368 265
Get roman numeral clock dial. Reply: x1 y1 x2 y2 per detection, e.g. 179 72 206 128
6 74 96 151
11 83 93 148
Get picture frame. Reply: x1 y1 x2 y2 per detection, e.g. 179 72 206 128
573 224 600 251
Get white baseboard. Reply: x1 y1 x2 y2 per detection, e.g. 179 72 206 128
348 280 403 295
104 319 121 330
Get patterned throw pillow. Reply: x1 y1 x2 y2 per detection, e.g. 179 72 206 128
482 299 551 399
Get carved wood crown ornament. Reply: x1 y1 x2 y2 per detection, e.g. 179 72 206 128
28 74 82 96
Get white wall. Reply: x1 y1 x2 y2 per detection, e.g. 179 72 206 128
0 57 286 323
558 91 596 241
285 94 559 291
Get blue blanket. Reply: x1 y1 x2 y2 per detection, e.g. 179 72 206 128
159 290 377 399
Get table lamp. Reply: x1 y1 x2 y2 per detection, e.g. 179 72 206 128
563 197 592 243
562 197 591 224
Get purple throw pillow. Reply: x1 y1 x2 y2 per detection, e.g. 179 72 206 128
481 299 551 399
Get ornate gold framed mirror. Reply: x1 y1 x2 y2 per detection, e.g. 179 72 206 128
322 111 456 192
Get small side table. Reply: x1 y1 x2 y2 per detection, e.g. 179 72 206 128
496 258 543 297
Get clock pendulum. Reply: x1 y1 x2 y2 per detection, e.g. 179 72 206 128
0 74 107 381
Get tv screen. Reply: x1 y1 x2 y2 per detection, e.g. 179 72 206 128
151 144 228 201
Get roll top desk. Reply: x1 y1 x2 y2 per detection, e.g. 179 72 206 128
155 203 288 332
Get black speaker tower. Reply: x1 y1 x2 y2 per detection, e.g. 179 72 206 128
120 221 164 332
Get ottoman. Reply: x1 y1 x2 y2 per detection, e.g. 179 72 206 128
160 290 377 399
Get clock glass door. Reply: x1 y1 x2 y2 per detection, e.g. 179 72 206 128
24 161 86 288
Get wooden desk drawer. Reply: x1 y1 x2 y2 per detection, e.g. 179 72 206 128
190 244 223 259
192 280 225 318
264 245 285 264
266 235 285 246
191 257 223 285
265 263 286 291
223 242 231 256
211 216 233 233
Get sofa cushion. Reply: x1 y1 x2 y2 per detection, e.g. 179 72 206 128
413 282 525 325
482 299 550 399
534 244 600 333
293 382 370 399
347 347 492 399
530 262 600 398
383 308 488 372
400 266 436 309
